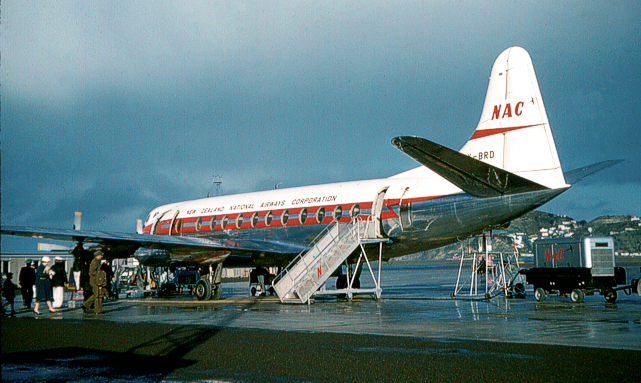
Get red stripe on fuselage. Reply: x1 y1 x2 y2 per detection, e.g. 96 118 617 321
469 124 543 140
145 195 453 236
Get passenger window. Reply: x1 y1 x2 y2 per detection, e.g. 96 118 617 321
350 204 360 218
236 214 243 229
300 208 308 224
316 207 326 223
210 217 217 231
265 211 273 226
196 217 202 232
221 215 228 229
333 205 342 222
281 210 289 225
251 212 259 227
174 219 182 234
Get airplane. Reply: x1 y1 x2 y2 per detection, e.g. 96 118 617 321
1 46 621 302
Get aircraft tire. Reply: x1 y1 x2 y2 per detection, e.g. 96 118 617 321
212 283 222 300
195 278 212 301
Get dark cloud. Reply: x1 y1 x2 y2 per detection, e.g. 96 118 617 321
2 1 641 252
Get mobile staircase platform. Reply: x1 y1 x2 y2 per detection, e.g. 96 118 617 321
273 216 388 304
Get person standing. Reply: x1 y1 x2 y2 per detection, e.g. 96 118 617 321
19 260 36 309
81 257 91 302
2 272 18 316
72 256 82 291
100 260 115 299
34 257 55 314
51 257 69 308
82 251 105 314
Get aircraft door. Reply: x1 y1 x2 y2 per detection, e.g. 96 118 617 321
400 203 412 230
372 187 389 238
168 210 181 236
152 211 169 235
398 187 412 231
152 209 178 235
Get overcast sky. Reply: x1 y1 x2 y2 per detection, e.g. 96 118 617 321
2 1 640 253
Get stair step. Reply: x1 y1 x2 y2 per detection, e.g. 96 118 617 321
273 219 387 304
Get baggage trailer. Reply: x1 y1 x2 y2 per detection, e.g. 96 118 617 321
520 237 640 303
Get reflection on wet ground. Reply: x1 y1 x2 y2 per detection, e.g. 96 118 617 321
3 261 640 382
7 261 640 350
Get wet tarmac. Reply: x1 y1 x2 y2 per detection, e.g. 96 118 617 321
2 261 641 382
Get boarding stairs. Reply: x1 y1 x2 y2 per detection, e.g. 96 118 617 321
273 216 387 304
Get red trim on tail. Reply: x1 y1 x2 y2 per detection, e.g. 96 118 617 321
469 123 543 140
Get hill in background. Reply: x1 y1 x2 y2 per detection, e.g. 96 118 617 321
394 211 641 261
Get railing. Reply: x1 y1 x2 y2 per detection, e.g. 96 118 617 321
272 216 376 302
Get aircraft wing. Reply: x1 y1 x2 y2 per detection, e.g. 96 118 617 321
0 225 306 264
391 136 549 197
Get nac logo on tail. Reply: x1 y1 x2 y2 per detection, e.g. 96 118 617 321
492 102 524 120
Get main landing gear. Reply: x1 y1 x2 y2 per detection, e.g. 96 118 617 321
195 263 224 300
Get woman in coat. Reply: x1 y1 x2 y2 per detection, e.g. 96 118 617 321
34 256 55 314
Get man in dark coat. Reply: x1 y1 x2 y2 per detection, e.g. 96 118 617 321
2 272 18 316
82 251 105 314
19 260 36 309
100 260 115 299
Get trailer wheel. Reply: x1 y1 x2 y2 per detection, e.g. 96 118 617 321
603 289 617 303
534 287 546 302
513 283 526 297
570 288 584 303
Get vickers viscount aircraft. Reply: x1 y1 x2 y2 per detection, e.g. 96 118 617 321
2 47 619 303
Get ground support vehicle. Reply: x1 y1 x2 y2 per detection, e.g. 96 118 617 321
157 267 201 298
249 267 275 296
520 237 640 303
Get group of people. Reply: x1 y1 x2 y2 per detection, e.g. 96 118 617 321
0 250 114 316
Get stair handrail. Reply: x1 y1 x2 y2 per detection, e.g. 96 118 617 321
272 215 373 292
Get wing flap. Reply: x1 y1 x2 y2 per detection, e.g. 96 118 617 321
391 136 549 197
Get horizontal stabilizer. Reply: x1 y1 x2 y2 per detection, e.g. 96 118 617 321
563 159 624 185
392 136 549 197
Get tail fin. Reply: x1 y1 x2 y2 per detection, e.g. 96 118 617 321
460 47 568 189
